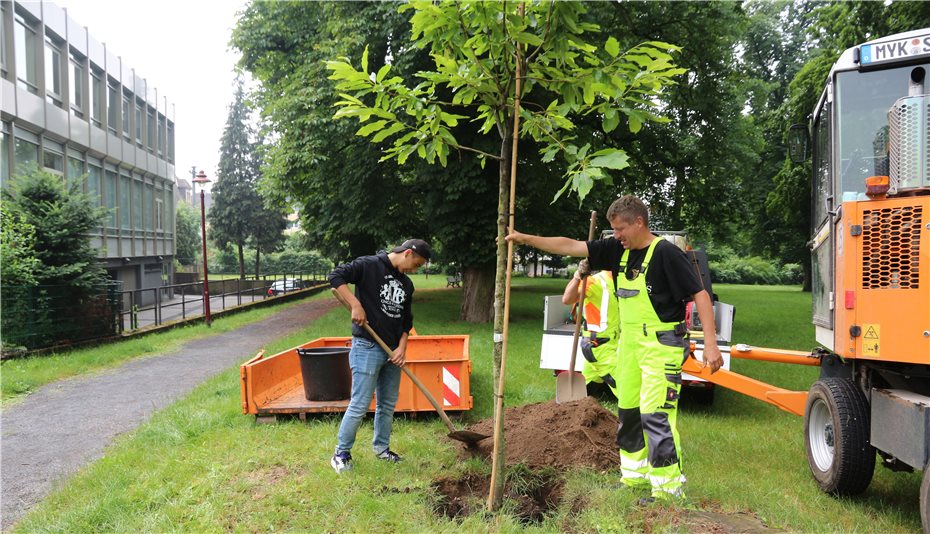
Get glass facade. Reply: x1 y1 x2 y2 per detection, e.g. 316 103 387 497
70 52 84 118
2 1 178 277
44 37 62 106
14 13 38 93
104 169 118 229
90 70 104 127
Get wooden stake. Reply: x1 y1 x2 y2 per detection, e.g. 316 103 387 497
487 1 524 512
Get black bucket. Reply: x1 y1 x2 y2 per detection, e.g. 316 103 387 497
296 347 351 401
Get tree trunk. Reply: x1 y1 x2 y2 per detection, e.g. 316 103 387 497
237 243 245 280
254 248 261 279
459 265 495 322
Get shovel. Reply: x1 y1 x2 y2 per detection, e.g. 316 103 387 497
331 289 489 445
556 211 597 403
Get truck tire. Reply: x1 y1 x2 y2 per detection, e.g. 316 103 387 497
804 378 875 495
921 461 929 534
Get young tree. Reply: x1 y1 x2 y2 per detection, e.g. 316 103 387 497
174 202 201 266
326 0 682 508
209 80 284 278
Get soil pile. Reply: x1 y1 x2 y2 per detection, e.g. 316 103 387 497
460 396 620 470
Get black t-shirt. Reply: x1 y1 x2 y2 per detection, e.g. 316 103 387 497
328 252 414 349
586 237 703 323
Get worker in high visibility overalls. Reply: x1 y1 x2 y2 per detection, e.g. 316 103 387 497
506 195 723 503
561 259 620 398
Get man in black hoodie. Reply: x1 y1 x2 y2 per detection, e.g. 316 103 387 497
328 239 432 473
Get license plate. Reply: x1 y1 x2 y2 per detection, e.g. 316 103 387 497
860 34 930 66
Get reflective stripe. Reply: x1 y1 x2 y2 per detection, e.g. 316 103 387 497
620 456 649 471
584 271 616 335
649 473 686 497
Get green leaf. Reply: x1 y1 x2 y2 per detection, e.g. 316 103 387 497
605 36 620 58
589 149 629 170
574 169 595 200
514 32 544 46
372 122 405 143
376 64 391 83
602 109 619 133
356 120 388 137
628 115 642 133
361 46 369 74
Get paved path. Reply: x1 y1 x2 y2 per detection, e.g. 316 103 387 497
1 297 338 531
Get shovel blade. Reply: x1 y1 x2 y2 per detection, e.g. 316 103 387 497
448 429 490 445
555 371 587 404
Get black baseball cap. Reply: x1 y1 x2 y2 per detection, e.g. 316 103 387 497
391 239 432 261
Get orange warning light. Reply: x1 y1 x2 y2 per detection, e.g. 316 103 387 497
865 175 890 200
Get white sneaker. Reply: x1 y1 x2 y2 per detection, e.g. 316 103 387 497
331 451 352 473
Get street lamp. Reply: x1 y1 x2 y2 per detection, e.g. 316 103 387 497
192 169 212 326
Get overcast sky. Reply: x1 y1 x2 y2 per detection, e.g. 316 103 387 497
58 0 249 189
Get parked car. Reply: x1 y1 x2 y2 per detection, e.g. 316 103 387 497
267 280 303 296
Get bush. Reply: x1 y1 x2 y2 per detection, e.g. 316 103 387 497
709 251 801 285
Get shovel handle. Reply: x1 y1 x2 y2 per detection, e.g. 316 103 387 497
330 289 458 434
567 211 598 374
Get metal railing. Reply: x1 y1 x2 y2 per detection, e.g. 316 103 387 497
117 271 328 333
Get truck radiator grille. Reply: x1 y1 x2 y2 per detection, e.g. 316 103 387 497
888 95 929 193
861 205 922 289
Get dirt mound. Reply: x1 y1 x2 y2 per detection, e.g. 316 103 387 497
459 396 620 470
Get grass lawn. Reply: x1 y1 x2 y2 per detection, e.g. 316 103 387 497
12 280 923 532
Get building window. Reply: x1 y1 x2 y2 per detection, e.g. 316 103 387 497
164 186 173 234
157 114 166 156
45 36 64 107
119 173 131 230
155 197 164 231
104 169 118 229
1 123 10 187
122 92 131 140
167 121 175 163
134 99 143 146
144 182 154 230
87 163 102 206
14 136 39 174
67 155 84 191
107 79 119 134
14 13 39 94
43 148 64 174
146 107 156 152
132 178 143 230
90 68 104 128
69 51 85 118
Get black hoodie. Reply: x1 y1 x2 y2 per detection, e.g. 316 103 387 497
328 252 414 350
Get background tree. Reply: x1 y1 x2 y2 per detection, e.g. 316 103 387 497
209 79 285 279
174 202 201 267
1 169 108 348
1 206 40 287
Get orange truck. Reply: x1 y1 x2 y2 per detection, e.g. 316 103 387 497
685 28 930 532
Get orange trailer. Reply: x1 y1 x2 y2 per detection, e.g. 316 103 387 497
240 335 473 422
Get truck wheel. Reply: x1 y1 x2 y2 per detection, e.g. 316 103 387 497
804 378 875 495
921 461 929 534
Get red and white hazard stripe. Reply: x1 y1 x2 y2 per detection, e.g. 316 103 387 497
442 365 460 407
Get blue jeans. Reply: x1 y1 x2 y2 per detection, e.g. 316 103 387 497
335 336 402 455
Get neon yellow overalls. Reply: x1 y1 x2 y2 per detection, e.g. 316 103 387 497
580 270 620 398
615 237 687 500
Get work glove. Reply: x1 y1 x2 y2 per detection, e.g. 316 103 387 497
576 259 591 278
